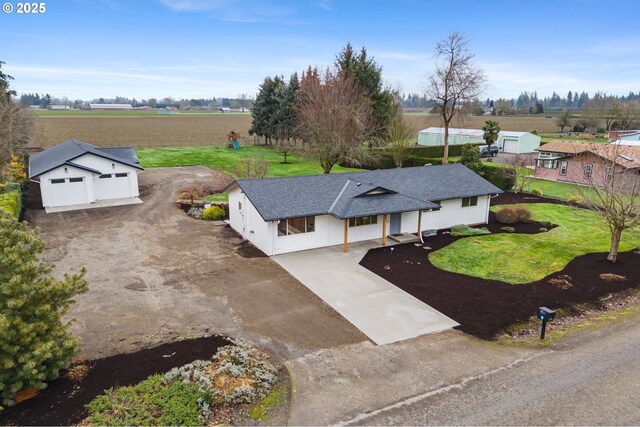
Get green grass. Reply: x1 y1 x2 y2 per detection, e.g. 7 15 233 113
520 178 597 200
429 203 640 284
136 145 362 178
203 193 229 202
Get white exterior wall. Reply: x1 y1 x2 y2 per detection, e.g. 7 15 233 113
421 196 491 230
38 153 140 208
74 154 140 198
497 133 541 153
417 132 484 146
39 165 95 207
228 187 273 255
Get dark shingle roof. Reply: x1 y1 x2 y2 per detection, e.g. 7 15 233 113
29 139 143 179
225 164 502 221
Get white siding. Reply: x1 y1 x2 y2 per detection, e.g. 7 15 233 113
39 165 95 207
38 153 141 208
422 196 490 231
227 187 493 255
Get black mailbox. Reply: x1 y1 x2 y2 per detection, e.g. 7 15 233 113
538 307 556 322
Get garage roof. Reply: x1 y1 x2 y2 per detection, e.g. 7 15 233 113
29 139 143 179
224 164 502 221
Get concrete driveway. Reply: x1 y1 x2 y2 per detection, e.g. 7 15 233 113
274 241 459 345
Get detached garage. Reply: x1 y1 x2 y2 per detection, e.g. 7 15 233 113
29 139 144 212
496 131 541 154
417 127 540 154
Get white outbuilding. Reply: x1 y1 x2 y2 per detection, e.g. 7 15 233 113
29 139 144 212
417 127 541 154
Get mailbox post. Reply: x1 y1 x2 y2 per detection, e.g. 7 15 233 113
538 307 556 340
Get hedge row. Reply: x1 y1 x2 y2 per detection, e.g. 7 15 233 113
407 144 483 158
0 186 22 220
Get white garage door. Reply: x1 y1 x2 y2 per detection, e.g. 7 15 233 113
503 139 519 153
96 173 133 200
48 177 89 207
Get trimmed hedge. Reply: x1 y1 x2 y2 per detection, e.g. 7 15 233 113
408 144 482 158
480 165 515 191
0 186 22 220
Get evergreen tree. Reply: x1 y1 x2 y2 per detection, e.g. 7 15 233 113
460 144 484 175
0 61 16 101
335 43 398 139
0 212 88 406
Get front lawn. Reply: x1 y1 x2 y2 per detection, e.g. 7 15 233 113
429 203 640 284
136 145 362 178
520 178 596 200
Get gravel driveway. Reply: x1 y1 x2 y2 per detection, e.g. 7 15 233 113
25 167 365 360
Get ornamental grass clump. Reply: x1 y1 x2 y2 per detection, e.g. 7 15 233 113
495 206 532 224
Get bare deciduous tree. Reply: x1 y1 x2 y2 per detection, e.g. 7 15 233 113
233 153 271 179
427 32 485 164
384 113 416 168
573 143 640 262
0 97 34 164
503 154 535 193
296 68 379 174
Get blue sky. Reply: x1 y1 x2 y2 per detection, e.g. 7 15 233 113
2 0 639 100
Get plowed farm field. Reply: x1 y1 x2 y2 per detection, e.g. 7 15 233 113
34 113 253 148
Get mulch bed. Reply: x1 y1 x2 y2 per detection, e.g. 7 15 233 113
492 191 566 206
360 192 640 340
0 335 230 426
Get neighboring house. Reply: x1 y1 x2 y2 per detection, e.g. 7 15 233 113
534 140 640 187
417 127 540 153
29 139 144 210
223 164 502 256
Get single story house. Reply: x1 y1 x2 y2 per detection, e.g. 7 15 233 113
223 164 502 256
534 140 640 186
29 139 143 209
417 127 540 154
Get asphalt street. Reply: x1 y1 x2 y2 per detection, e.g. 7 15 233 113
344 318 640 425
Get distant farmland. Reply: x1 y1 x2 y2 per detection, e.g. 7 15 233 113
34 111 253 148
33 110 559 148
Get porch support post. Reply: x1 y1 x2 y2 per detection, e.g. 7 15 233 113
417 210 422 236
343 219 349 252
382 214 388 246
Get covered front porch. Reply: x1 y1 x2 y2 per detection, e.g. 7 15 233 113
341 211 427 252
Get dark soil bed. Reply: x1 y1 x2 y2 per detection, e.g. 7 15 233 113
0 335 230 426
492 191 566 206
361 195 640 340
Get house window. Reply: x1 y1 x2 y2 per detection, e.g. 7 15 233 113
349 215 378 227
51 178 65 184
559 160 568 176
69 177 83 183
462 196 478 207
99 174 112 179
278 216 315 236
605 166 613 182
114 173 128 178
584 163 593 179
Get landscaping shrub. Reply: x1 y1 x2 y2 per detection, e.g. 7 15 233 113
460 144 484 176
495 207 531 224
567 194 581 204
539 227 548 232
450 224 491 237
0 186 21 220
85 374 209 426
163 340 277 406
531 188 543 195
187 207 204 219
495 207 518 224
539 220 554 228
202 206 225 221
513 207 532 222
501 226 515 233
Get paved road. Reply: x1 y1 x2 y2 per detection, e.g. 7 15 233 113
344 318 640 425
